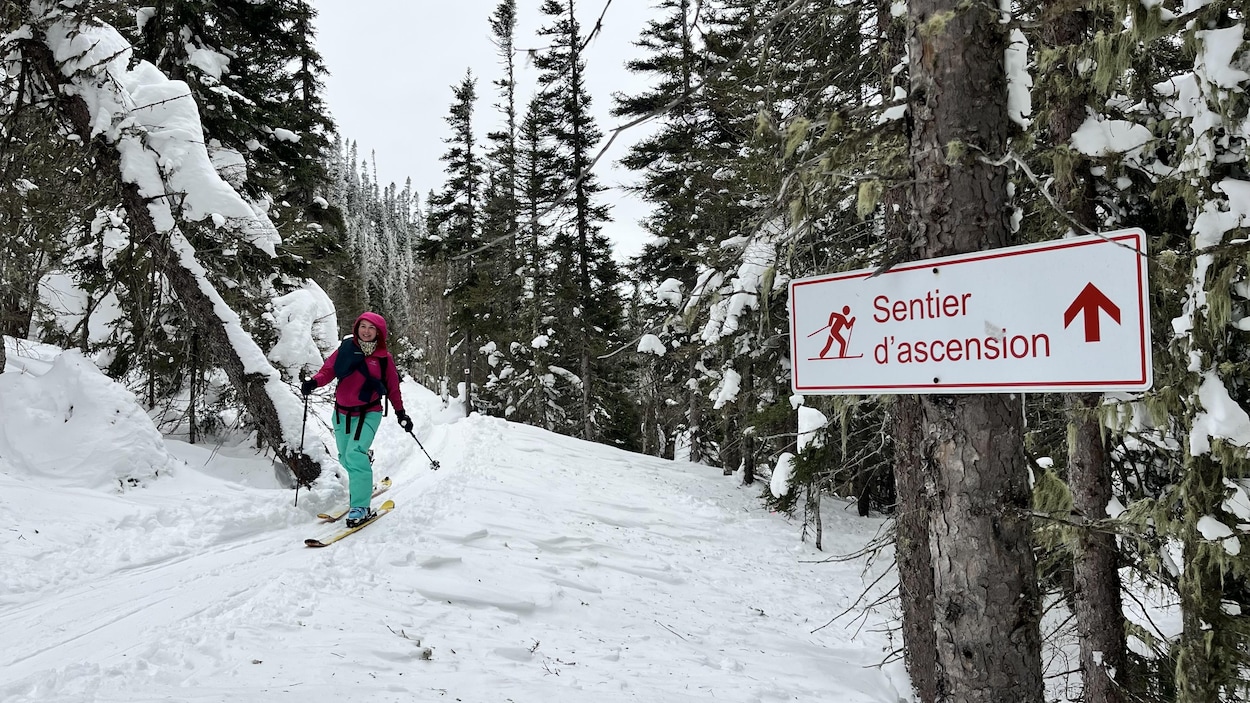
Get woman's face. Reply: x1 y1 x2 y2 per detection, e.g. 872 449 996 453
357 319 378 342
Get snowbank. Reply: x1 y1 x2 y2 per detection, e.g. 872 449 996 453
0 348 175 490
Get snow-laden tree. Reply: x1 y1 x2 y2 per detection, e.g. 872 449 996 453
8 2 334 482
1147 14 1250 700
481 97 568 431
426 70 485 415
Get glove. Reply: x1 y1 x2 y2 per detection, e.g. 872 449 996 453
396 411 413 433
300 379 318 396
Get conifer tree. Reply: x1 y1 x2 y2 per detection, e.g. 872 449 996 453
613 0 708 459
428 71 485 414
1030 0 1130 699
488 97 566 430
905 0 1043 695
475 0 524 418
533 0 631 445
1152 10 1250 699
13 5 323 482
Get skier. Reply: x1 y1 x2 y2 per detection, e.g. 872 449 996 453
819 305 856 359
301 312 412 527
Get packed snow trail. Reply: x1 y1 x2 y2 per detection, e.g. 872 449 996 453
1 385 907 702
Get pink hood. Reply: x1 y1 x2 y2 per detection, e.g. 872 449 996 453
354 312 388 344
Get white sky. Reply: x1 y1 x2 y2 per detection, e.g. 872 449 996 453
309 0 662 260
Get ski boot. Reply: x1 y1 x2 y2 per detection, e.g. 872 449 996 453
345 506 376 528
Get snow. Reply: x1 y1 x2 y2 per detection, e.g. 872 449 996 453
1197 515 1242 555
1198 514 1234 540
42 11 283 257
712 368 741 409
879 104 907 123
186 47 231 81
798 407 829 453
771 452 796 498
134 7 156 34
1224 479 1250 521
1189 369 1250 454
1107 496 1128 519
637 333 666 356
34 272 122 349
272 127 301 143
699 236 776 344
266 281 339 377
1196 25 1250 89
0 342 907 702
1005 28 1032 128
33 5 329 459
123 60 278 252
0 348 173 490
208 141 249 188
1071 117 1152 156
654 278 684 307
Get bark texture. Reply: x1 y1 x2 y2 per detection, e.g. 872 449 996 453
906 0 1044 697
878 0 937 697
893 395 937 703
1067 393 1128 703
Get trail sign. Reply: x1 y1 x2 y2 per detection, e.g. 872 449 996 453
789 230 1152 394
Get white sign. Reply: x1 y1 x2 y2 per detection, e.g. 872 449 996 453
789 230 1152 394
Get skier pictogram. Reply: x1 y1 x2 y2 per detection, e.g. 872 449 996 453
807 305 862 360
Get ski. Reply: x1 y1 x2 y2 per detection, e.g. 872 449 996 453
317 477 392 522
305 500 395 548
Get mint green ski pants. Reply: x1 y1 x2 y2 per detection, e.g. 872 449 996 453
333 410 381 508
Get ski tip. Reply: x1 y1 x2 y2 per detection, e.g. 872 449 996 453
305 538 328 548
379 499 395 510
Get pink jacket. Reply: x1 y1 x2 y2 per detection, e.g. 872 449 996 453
310 312 405 417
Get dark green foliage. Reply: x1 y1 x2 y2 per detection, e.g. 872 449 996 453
527 0 631 445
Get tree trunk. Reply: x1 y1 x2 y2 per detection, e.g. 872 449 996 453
26 34 319 486
741 358 755 485
1042 2 1129 698
878 0 937 697
1068 392 1128 702
687 355 705 463
906 0 1044 696
893 396 937 703
465 321 474 417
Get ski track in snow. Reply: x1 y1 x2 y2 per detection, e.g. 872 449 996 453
1 394 904 702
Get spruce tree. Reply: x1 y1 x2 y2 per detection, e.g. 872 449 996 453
428 71 485 414
533 0 631 445
475 0 525 418
906 0 1043 695
488 97 566 431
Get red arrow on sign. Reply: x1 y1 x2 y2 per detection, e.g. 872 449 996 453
1063 282 1121 342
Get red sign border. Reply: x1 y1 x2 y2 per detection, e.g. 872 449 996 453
789 231 1151 394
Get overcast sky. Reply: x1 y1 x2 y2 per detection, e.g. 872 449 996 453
309 1 661 260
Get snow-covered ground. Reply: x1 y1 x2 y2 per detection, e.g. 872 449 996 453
1 340 907 702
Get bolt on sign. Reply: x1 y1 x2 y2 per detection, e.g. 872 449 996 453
788 230 1152 395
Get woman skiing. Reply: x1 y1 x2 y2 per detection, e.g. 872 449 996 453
302 312 412 526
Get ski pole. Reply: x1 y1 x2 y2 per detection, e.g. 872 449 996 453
406 429 441 470
805 322 833 338
296 370 310 506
